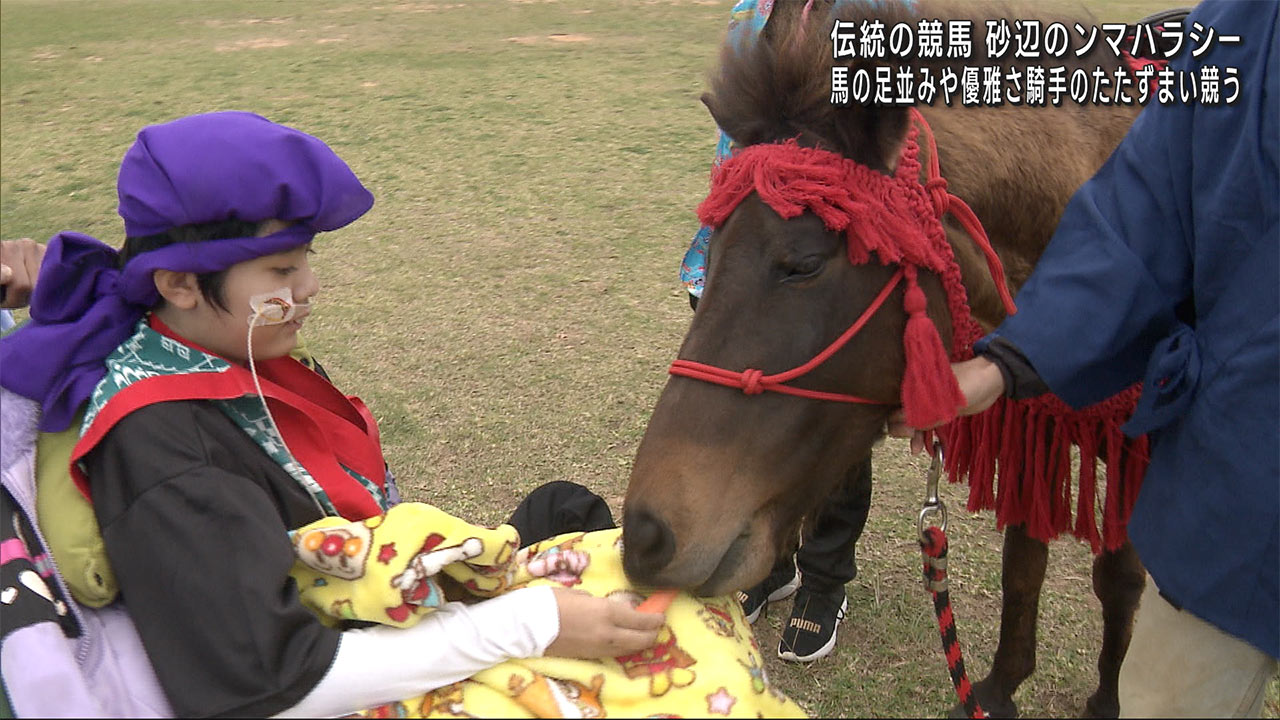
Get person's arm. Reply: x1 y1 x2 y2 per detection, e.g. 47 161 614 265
89 402 663 717
983 59 1206 411
0 238 45 310
1 238 46 331
278 584 666 717
275 586 559 717
974 335 1050 400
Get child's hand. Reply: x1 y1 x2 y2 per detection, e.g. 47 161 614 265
545 587 665 659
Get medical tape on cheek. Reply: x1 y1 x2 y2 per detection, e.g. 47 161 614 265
248 287 311 326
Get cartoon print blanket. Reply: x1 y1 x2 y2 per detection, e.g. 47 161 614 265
290 503 807 718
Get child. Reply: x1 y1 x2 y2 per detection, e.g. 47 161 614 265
0 111 667 717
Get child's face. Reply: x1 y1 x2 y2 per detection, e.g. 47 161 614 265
183 240 319 364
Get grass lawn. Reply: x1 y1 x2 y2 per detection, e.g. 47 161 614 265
3 0 1274 716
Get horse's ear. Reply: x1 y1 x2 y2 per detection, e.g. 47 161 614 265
828 97 911 174
760 0 813 46
761 0 838 48
867 104 911 173
702 91 761 148
700 92 726 130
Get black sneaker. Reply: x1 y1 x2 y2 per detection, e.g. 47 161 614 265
735 564 800 624
777 586 847 662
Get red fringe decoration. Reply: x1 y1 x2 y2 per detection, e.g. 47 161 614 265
939 389 1149 554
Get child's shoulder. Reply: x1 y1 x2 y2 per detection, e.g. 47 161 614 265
91 400 269 487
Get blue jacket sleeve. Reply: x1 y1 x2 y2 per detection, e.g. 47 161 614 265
987 54 1200 409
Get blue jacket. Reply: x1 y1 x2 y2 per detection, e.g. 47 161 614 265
985 0 1278 658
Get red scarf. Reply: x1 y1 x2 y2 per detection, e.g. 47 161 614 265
71 315 387 519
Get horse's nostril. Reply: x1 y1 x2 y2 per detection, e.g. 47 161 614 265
621 508 676 582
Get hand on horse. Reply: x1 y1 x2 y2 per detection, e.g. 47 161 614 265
887 356 1007 454
544 587 666 659
0 237 46 309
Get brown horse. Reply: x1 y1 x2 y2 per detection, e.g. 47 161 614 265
622 1 1178 716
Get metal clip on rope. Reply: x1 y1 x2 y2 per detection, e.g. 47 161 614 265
918 439 948 539
919 440 949 593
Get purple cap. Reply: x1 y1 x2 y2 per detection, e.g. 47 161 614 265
118 111 372 237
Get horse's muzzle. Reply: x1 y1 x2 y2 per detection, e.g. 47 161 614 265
620 507 677 583
621 502 770 596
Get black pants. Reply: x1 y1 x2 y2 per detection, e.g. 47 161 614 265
770 456 874 594
505 480 617 546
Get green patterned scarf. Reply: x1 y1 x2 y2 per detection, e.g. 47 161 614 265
82 318 388 516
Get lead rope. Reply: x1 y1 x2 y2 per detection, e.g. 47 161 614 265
919 439 986 719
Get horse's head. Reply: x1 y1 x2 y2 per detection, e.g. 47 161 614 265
623 199 961 595
622 1 971 595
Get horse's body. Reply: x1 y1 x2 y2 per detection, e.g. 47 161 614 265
622 1 1169 716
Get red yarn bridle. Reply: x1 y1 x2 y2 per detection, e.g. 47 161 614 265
669 108 1017 429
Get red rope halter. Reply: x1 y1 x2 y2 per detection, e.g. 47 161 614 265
672 109 1014 429
670 268 903 404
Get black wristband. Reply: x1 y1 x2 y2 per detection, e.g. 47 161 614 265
978 336 1051 400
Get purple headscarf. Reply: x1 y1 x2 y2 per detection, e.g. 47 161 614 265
0 111 374 432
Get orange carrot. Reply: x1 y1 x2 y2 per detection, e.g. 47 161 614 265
636 589 679 614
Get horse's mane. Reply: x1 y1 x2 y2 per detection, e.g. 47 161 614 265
703 0 1107 173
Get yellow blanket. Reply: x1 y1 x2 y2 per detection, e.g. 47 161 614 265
290 503 807 718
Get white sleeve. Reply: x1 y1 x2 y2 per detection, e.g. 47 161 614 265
273 585 561 718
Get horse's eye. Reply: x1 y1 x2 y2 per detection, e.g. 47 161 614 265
783 255 825 282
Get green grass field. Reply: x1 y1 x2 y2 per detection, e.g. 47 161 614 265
2 0 1275 717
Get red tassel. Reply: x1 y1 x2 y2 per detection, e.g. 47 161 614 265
1027 413 1050 540
979 407 996 486
900 268 966 429
1048 423 1069 537
1075 427 1102 554
1103 428 1124 552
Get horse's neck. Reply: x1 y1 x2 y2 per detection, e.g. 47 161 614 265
919 105 1140 332
906 113 1026 333
943 223 1011 333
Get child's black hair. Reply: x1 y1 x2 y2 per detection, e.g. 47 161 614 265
118 218 262 312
